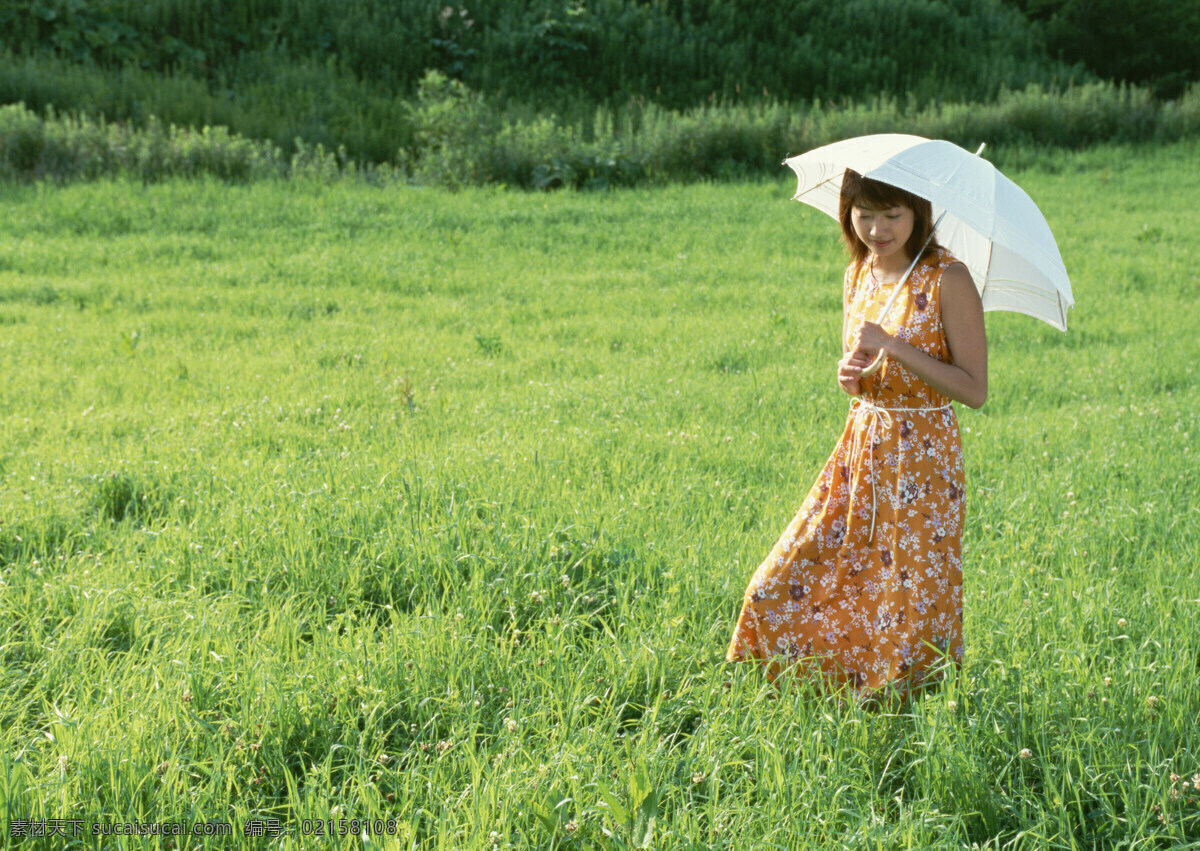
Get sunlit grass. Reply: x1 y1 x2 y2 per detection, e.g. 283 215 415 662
0 141 1198 849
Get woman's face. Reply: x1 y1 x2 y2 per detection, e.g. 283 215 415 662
851 204 915 263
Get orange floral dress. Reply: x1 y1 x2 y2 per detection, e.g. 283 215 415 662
726 247 966 696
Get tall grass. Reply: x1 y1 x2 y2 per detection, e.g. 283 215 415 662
4 79 1200 188
0 143 1197 848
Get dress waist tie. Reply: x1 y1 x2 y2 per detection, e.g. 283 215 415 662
850 398 953 545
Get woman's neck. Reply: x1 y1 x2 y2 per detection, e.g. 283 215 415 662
869 252 914 282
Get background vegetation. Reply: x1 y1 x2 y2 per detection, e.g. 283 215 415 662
4 80 1200 189
1 0 1198 176
0 143 1198 849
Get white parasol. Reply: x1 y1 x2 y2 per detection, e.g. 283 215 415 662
784 133 1074 332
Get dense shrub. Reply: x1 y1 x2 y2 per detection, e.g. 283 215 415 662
0 0 1074 108
400 70 496 188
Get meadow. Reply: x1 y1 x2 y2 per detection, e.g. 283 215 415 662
0 141 1198 849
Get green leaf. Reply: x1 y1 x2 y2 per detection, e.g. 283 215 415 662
630 765 657 849
527 797 559 834
596 779 627 825
632 787 657 849
528 788 572 834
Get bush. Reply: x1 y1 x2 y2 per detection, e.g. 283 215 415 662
402 70 497 188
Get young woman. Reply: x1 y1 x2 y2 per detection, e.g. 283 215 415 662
726 169 987 700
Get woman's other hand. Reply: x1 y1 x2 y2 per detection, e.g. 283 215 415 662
838 349 872 396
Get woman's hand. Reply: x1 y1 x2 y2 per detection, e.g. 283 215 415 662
849 321 892 360
838 349 873 396
841 321 894 388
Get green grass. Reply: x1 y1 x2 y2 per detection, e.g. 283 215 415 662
0 141 1198 849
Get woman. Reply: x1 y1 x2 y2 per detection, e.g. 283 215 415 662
726 169 987 700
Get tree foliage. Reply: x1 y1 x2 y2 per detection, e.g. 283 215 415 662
1007 0 1200 98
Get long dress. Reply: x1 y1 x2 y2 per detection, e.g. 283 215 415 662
726 246 966 696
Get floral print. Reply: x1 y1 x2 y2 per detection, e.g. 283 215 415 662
726 248 966 696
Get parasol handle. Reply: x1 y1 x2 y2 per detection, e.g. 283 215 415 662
859 351 889 378
858 218 942 377
858 142 985 379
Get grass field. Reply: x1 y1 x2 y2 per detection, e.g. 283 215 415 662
1 141 1198 849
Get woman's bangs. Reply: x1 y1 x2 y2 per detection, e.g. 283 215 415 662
846 176 912 210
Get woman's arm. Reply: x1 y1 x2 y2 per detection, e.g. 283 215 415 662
848 263 988 408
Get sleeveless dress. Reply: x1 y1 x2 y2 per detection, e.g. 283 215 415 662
726 247 966 697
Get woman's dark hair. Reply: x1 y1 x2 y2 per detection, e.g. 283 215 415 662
838 169 939 270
